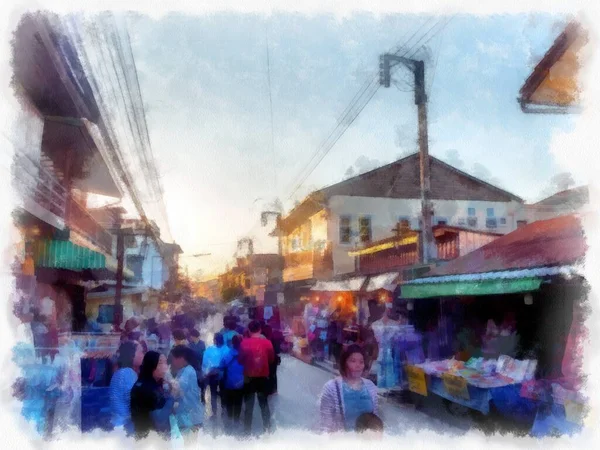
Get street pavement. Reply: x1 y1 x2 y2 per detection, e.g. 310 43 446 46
197 312 471 437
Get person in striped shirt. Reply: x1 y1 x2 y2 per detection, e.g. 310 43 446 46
109 340 144 434
318 344 379 433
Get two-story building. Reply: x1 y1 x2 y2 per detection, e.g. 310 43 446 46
275 152 524 306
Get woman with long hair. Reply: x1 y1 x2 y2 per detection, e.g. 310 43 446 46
319 344 379 433
109 340 144 434
130 351 175 439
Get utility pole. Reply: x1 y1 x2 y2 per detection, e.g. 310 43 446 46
380 54 437 264
113 217 124 331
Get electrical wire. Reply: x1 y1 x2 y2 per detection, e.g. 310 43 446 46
285 16 449 201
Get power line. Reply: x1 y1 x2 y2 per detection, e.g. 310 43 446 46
265 20 276 191
285 17 448 200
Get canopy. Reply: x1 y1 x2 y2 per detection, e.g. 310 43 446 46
402 265 577 299
311 276 366 292
365 272 399 292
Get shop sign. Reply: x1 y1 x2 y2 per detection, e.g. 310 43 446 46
406 365 427 396
442 373 470 400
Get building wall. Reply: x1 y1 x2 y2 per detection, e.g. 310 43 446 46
125 236 168 290
327 195 522 276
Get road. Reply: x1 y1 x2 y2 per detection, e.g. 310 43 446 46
197 312 470 437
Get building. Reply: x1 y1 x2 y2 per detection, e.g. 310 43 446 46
518 185 590 226
519 21 588 114
10 13 133 333
219 253 284 304
275 153 524 304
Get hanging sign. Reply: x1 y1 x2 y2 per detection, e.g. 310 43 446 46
442 373 470 400
406 365 428 396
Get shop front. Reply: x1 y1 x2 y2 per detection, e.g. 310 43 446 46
399 215 588 433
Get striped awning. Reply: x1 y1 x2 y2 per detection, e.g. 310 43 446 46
33 239 106 270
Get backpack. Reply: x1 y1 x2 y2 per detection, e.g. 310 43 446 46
224 353 245 390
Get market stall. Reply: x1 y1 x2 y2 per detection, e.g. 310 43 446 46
400 215 588 431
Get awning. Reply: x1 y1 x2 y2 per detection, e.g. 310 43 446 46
365 272 399 292
32 239 134 279
402 265 576 299
311 276 366 292
33 239 106 270
87 286 148 300
402 278 542 299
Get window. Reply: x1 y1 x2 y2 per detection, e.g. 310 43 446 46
359 216 372 243
499 217 507 225
487 208 495 218
468 208 476 217
339 216 351 244
126 255 144 283
97 305 115 324
435 217 448 226
517 220 528 228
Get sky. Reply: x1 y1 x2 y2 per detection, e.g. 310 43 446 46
125 12 579 277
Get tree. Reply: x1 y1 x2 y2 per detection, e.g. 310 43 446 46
550 172 575 192
221 286 244 303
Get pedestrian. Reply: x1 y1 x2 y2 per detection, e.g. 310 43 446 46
202 333 227 417
318 344 378 433
130 351 175 440
355 412 383 437
261 324 281 395
169 345 204 440
239 320 275 435
109 340 144 435
188 329 206 403
221 334 245 432
221 316 240 348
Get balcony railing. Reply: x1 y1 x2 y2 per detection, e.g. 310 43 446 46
68 199 113 255
13 152 67 219
283 242 333 281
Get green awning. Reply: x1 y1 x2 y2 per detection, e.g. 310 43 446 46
402 277 543 299
33 239 106 271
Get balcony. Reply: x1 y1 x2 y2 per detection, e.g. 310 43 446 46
13 151 67 227
67 199 113 255
283 242 333 282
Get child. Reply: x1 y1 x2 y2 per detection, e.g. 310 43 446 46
355 412 383 437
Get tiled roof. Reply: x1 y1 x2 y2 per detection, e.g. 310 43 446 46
422 215 586 277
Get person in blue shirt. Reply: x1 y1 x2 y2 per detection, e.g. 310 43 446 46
202 333 228 417
109 340 144 434
220 334 245 432
220 316 240 349
169 345 204 440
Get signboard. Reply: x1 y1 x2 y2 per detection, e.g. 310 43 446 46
406 365 427 396
442 373 470 400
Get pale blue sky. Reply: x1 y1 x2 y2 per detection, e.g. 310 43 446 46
127 12 577 275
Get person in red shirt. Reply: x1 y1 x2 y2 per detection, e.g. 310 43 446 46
239 320 275 434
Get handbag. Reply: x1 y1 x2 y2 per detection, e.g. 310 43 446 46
335 380 345 424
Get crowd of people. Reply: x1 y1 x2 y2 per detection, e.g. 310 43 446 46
103 309 385 442
107 315 282 441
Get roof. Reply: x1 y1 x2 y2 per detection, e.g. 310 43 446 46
279 153 523 233
533 185 589 208
161 242 183 255
249 253 283 269
417 215 586 278
519 21 587 112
